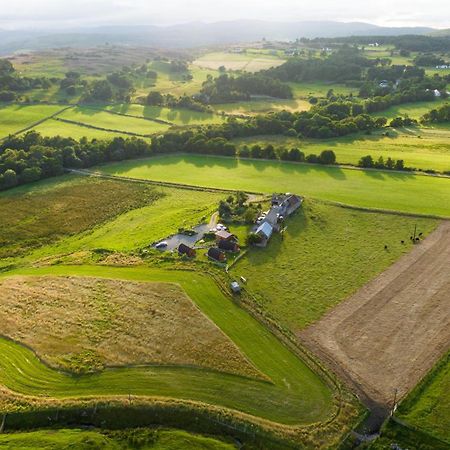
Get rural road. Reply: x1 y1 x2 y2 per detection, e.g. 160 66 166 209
300 221 450 414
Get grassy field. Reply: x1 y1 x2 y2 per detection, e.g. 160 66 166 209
96 154 450 217
0 428 236 449
193 51 286 72
231 199 438 331
234 127 450 173
0 104 66 138
26 185 222 260
0 265 333 425
371 99 449 120
0 175 163 258
103 103 226 125
32 118 136 140
212 98 311 115
288 82 358 98
58 107 171 135
0 275 261 378
396 352 450 443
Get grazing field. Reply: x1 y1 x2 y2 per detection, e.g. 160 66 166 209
0 265 334 426
103 103 226 125
58 106 171 135
288 82 357 98
193 51 285 72
231 199 438 331
371 99 449 120
0 428 236 449
212 98 311 115
235 127 450 172
0 276 260 378
0 175 162 258
32 118 135 140
29 184 222 258
0 104 66 138
97 154 450 217
397 351 450 443
301 221 450 407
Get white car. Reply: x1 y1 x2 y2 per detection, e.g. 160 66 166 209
155 241 168 249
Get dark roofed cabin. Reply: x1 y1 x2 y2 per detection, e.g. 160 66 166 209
215 230 236 242
218 239 240 253
178 243 196 258
207 247 226 262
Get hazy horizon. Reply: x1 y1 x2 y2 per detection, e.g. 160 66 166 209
1 0 449 30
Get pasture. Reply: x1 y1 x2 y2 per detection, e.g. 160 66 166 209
231 199 438 331
103 103 227 125
212 98 311 115
96 154 450 217
0 104 66 138
193 51 286 72
397 352 450 443
58 106 171 136
235 127 450 173
0 275 261 378
0 265 334 426
288 82 358 98
371 99 449 120
0 175 163 258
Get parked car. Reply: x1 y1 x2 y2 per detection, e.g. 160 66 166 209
155 241 168 249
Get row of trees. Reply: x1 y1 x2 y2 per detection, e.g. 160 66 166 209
421 103 450 123
146 91 210 112
358 155 406 171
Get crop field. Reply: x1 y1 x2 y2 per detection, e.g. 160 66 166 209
96 154 450 217
0 175 163 258
397 351 450 443
193 51 286 72
103 103 227 125
0 104 66 138
0 265 334 426
0 275 261 378
231 199 438 331
0 428 236 449
235 127 450 173
58 106 171 135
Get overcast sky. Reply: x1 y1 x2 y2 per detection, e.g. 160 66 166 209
1 0 449 29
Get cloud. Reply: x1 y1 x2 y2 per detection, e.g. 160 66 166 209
0 0 448 29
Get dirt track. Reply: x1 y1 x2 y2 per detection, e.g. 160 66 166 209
300 221 450 408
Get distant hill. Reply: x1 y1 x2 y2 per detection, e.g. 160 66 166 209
429 28 450 36
0 20 437 54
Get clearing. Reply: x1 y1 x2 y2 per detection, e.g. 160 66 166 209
96 154 450 217
300 221 450 407
0 276 261 378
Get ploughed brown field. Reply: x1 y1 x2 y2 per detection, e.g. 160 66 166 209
0 276 262 379
300 221 450 407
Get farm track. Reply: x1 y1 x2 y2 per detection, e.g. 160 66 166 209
300 221 450 411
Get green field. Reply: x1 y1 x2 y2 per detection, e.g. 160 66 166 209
103 103 226 125
32 118 137 140
396 352 450 443
212 98 311 115
58 106 171 135
288 82 358 98
235 127 450 172
0 104 66 138
0 428 235 449
0 265 333 426
231 199 438 331
96 154 450 217
372 99 449 120
193 51 286 72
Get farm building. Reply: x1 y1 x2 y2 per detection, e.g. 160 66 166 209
208 247 226 262
255 222 273 247
271 193 303 217
218 240 240 253
215 230 236 242
178 243 196 258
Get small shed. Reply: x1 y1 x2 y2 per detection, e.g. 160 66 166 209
218 240 240 253
178 243 196 258
230 281 241 294
207 247 226 262
256 222 273 241
215 230 235 242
